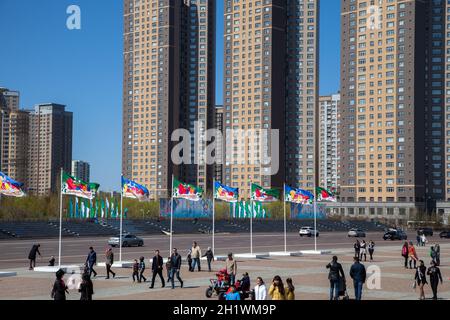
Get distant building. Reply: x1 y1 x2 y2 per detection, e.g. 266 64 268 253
319 94 340 191
214 105 224 183
0 88 29 184
71 160 90 182
28 103 73 196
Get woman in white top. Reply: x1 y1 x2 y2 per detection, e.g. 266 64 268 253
254 277 267 300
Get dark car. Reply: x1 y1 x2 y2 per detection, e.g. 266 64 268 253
383 230 408 241
417 228 433 237
439 231 450 239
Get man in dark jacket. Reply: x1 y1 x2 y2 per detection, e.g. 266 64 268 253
86 247 97 277
169 248 184 289
28 244 41 270
427 260 443 300
326 256 345 300
150 249 165 289
105 248 116 279
349 257 366 300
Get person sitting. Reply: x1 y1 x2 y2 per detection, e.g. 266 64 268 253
48 256 56 267
225 285 241 300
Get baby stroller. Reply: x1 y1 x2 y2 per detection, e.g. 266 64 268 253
338 278 350 300
205 269 230 298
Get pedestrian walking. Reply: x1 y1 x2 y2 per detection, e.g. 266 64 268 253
225 253 237 285
254 277 267 300
105 248 116 279
202 247 214 272
139 256 147 283
268 275 286 300
285 278 295 300
360 240 367 262
240 272 251 292
169 248 184 289
79 273 94 301
427 260 443 300
408 241 418 269
85 247 97 277
401 241 409 269
368 240 375 262
415 260 428 300
28 244 41 270
326 256 346 301
191 241 202 272
51 269 68 301
430 246 437 265
353 240 361 259
349 257 366 300
416 232 421 246
166 256 172 282
187 250 193 272
421 234 427 247
132 259 139 282
435 243 441 266
150 250 165 289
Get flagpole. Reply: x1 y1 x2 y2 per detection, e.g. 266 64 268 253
250 181 253 256
314 187 317 252
283 183 287 253
120 175 123 262
170 174 174 254
212 178 216 254
58 168 63 267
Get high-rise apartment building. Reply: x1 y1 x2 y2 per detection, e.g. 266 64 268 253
0 88 29 184
214 105 224 183
28 104 72 196
122 0 215 198
71 160 90 182
223 0 319 198
319 94 340 191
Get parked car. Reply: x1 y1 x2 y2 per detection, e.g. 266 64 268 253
299 226 319 237
347 228 366 238
439 231 450 239
108 234 144 247
383 230 407 241
417 228 433 237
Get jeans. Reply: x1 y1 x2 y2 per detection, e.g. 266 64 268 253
329 280 339 300
139 269 147 282
170 268 183 289
369 249 374 261
106 264 115 278
88 263 97 277
191 258 201 271
207 258 212 272
353 281 363 300
230 273 236 286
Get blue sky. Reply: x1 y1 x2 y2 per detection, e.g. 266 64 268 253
0 0 340 191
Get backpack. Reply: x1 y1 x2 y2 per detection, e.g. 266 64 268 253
402 246 408 257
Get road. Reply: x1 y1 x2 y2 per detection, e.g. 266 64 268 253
0 230 438 269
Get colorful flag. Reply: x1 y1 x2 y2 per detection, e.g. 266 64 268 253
75 197 79 218
0 172 26 197
122 176 149 201
61 172 99 200
284 185 314 204
172 178 203 202
214 182 239 203
250 184 280 202
105 197 110 217
101 199 105 219
316 187 337 202
69 198 74 218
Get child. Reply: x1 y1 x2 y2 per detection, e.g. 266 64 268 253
139 256 147 283
48 256 56 267
132 259 139 283
166 256 173 283
187 250 193 272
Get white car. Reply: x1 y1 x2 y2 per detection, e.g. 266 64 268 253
347 228 366 238
299 226 319 237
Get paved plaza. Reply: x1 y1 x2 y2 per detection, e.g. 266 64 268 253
0 232 449 300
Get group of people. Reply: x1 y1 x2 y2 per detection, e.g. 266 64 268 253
402 241 444 300
327 255 367 300
416 233 428 247
353 240 375 262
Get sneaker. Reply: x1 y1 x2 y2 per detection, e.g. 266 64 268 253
149 286 154 289
106 277 110 279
